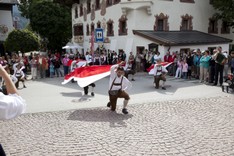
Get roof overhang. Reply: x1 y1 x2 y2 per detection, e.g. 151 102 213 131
0 0 18 5
133 30 233 46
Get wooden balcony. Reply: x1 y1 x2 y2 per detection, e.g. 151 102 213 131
120 0 153 15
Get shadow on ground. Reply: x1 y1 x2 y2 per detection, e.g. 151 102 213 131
67 108 133 128
32 73 202 97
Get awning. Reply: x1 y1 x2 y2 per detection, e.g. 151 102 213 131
133 30 233 46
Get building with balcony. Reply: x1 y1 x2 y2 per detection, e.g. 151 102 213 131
0 0 18 55
71 0 233 57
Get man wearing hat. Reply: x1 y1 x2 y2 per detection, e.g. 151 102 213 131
107 62 132 114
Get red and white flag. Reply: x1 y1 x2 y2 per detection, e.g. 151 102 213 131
147 62 173 75
62 65 112 88
68 59 87 67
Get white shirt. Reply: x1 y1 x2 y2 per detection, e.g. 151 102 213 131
70 60 77 71
154 64 168 76
14 69 25 78
154 55 162 63
0 93 26 120
124 63 132 71
85 54 92 63
109 64 132 91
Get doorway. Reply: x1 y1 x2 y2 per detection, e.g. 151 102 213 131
208 47 216 55
148 43 158 53
136 46 145 54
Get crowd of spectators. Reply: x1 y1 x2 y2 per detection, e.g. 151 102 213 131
0 46 233 89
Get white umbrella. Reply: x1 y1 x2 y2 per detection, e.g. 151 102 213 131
62 42 83 49
62 45 70 49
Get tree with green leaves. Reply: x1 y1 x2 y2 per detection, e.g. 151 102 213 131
19 0 72 50
212 0 234 27
4 29 40 53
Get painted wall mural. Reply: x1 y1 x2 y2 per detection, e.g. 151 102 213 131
100 0 106 16
91 4 95 21
0 25 8 35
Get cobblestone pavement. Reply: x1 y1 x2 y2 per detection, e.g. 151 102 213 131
1 95 234 156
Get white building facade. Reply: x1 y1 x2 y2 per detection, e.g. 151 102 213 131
71 0 233 57
0 0 18 55
0 0 17 42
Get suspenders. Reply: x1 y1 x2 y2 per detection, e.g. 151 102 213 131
110 77 123 91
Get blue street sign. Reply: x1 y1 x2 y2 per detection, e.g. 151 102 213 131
95 28 104 42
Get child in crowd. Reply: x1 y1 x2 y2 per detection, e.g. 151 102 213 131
175 60 182 78
49 63 55 78
182 59 188 79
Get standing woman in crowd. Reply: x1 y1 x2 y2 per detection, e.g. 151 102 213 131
112 52 118 65
135 51 143 72
222 51 229 78
186 51 193 80
199 50 211 83
170 52 177 76
107 50 113 65
30 56 38 80
51 55 63 77
100 52 107 65
94 53 101 65
145 50 152 70
209 49 216 84
62 54 70 76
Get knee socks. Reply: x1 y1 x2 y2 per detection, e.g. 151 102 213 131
123 100 128 109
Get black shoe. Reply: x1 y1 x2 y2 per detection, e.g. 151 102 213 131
131 79 135 81
23 85 26 88
107 102 111 107
91 92 94 96
162 87 166 90
212 83 217 86
122 108 128 114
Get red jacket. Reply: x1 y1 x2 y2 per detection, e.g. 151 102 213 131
164 55 173 62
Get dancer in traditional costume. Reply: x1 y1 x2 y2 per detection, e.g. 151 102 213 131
107 62 132 114
153 59 168 90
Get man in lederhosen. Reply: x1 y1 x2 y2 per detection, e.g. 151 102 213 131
14 63 26 89
107 62 132 114
153 59 168 90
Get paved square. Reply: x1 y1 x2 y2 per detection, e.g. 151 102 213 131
1 74 234 155
0 95 234 156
